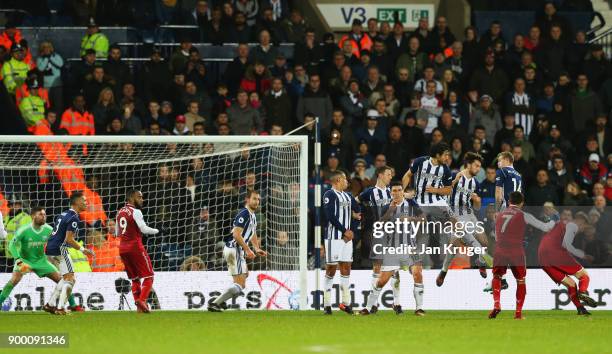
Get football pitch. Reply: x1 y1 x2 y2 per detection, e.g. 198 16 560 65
2 310 611 354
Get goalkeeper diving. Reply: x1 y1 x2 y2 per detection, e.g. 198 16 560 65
0 206 84 312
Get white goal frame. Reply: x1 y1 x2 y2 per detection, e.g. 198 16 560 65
0 134 309 310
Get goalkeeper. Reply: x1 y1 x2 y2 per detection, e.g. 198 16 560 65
0 206 82 312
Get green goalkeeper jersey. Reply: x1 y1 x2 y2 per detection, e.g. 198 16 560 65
8 223 53 262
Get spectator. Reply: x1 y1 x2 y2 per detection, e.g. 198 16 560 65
270 53 288 78
203 7 226 44
563 181 591 206
103 45 131 93
234 0 259 26
120 83 146 118
472 127 494 164
536 2 572 42
322 151 348 181
91 88 120 134
539 24 568 81
262 77 293 133
479 21 506 56
430 16 455 53
80 17 109 58
438 110 466 144
382 84 400 119
526 169 560 206
240 61 272 95
393 68 414 108
449 137 465 171
570 74 604 134
507 78 535 136
249 30 278 67
172 115 191 135
141 47 172 103
327 109 355 151
469 95 500 144
589 116 612 157
370 39 393 80
293 28 322 73
338 19 373 59
385 22 409 65
296 74 333 128
2 43 29 96
536 124 573 163
106 117 130 135
412 17 433 54
354 140 373 166
227 11 253 43
582 44 610 92
401 115 426 158
414 66 443 95
180 256 206 271
548 154 574 197
382 125 411 177
355 113 386 156
349 158 372 195
227 89 263 134
83 65 115 109
184 0 211 41
524 25 541 51
120 100 143 134
513 126 536 162
480 166 497 199
494 114 516 152
60 94 95 139
184 101 206 132
282 9 308 44
146 121 169 136
365 154 387 180
36 41 64 111
469 50 509 104
579 153 608 191
512 145 534 185
144 100 171 131
420 80 443 134
170 39 192 74
182 81 212 120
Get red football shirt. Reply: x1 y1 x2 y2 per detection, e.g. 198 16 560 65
116 204 145 253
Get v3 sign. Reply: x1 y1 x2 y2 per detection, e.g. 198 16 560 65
316 4 435 30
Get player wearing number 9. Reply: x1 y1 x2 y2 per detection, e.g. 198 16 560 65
116 189 159 314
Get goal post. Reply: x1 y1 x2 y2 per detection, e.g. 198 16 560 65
0 134 309 311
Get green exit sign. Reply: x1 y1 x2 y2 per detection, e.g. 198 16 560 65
412 9 430 21
377 8 406 22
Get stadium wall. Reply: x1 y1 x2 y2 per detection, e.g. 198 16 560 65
2 270 611 312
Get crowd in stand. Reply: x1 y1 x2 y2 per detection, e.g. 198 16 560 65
0 0 610 270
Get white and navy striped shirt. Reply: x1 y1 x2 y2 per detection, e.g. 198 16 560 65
510 92 534 136
324 188 358 240
449 174 479 216
387 199 421 247
359 185 392 231
410 156 453 206
225 208 257 247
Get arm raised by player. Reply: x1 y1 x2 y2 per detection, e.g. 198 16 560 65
562 223 590 260
523 212 555 233
233 226 255 259
133 209 159 235
401 169 413 191
249 233 267 257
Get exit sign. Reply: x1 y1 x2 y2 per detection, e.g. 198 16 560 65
377 8 406 23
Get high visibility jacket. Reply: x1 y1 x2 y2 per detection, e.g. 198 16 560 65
3 211 32 258
0 30 22 52
338 34 373 59
61 109 95 136
2 58 29 94
89 235 124 272
19 95 46 127
16 86 50 108
68 241 93 272
80 32 109 58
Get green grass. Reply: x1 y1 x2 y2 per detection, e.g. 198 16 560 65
2 310 611 354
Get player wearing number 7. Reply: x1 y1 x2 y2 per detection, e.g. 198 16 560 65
208 190 267 312
44 192 95 315
116 189 160 313
489 192 554 319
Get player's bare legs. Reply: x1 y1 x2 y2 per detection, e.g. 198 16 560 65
411 265 425 316
437 236 463 286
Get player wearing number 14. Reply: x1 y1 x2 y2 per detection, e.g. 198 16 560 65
116 189 159 314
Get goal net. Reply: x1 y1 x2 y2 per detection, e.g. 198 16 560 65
0 135 308 311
